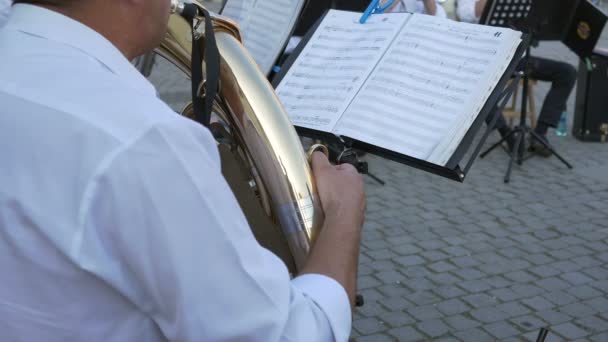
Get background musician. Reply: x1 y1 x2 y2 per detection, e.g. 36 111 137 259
386 0 448 17
457 0 577 155
0 0 365 341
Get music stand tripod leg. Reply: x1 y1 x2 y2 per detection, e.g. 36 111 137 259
529 130 574 169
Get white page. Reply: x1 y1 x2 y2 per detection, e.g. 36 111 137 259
335 14 521 165
276 10 411 132
221 0 304 75
221 0 254 27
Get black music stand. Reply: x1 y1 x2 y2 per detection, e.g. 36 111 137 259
478 0 575 183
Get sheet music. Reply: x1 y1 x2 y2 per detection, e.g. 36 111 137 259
221 0 254 27
276 11 411 132
335 14 521 165
221 0 304 75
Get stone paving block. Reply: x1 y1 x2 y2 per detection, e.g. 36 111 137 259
454 267 485 280
378 312 416 328
427 273 461 286
470 307 511 323
374 270 406 285
454 328 495 342
457 279 492 294
378 296 414 312
590 332 608 342
524 253 556 266
484 276 513 289
522 296 555 311
566 285 604 300
510 284 545 298
504 270 538 283
536 310 572 325
461 293 498 308
387 326 425 341
407 304 443 321
552 322 590 340
559 302 599 318
550 260 583 273
448 256 480 268
354 333 394 342
528 265 562 278
376 284 410 298
358 275 383 290
482 321 520 339
489 288 520 302
428 261 457 273
417 319 450 338
495 302 531 318
583 296 608 313
404 278 434 292
394 255 426 267
583 266 608 281
436 298 470 316
509 315 548 332
420 250 449 262
354 317 386 335
536 277 573 292
575 315 608 333
432 285 467 300
443 314 481 331
560 271 595 286
543 290 578 306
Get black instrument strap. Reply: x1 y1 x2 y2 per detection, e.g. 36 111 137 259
184 5 220 128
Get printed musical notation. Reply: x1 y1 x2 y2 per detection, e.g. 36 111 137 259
334 14 521 164
276 10 409 131
277 11 522 165
221 0 302 74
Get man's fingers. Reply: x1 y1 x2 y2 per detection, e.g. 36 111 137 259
311 151 331 173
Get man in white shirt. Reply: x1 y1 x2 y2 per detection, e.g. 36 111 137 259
0 0 10 27
0 1 365 341
388 0 448 17
456 0 577 156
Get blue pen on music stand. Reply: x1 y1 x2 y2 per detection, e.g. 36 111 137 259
359 0 396 24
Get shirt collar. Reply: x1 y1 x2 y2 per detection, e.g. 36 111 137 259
6 4 157 96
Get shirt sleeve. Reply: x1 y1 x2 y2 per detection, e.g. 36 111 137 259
76 118 351 341
456 0 480 23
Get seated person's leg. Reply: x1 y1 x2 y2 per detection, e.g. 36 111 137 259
526 56 577 156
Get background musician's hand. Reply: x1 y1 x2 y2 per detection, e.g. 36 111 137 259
311 151 365 230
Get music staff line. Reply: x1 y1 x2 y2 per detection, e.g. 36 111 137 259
408 23 504 45
363 83 457 113
356 89 459 125
371 74 467 104
404 32 498 56
337 119 431 157
351 100 446 134
386 48 484 76
377 66 472 95
396 41 491 66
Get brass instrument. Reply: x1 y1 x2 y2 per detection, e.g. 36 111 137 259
160 0 323 273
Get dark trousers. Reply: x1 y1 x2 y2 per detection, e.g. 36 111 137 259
487 56 577 132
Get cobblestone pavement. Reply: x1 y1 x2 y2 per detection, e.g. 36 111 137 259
151 5 608 340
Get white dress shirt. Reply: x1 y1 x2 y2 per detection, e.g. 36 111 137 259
0 0 10 28
455 0 481 23
389 0 448 18
0 4 350 341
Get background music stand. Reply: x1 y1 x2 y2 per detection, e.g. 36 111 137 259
478 0 574 183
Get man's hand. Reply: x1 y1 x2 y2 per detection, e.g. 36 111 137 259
311 151 365 229
301 152 365 310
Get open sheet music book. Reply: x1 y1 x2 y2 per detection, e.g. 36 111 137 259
221 0 305 75
275 10 523 166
